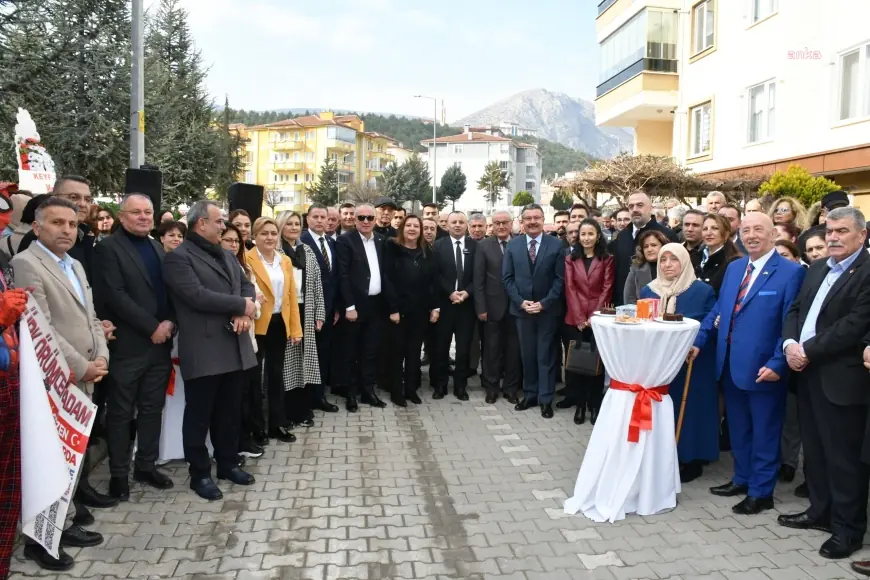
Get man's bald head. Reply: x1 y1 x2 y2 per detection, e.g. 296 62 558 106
740 211 776 260
626 191 652 228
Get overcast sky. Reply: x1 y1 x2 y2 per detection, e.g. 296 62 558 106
146 0 599 120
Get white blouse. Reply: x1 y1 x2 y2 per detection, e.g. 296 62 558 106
258 250 284 314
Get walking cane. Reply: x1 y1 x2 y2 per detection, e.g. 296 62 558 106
675 358 694 445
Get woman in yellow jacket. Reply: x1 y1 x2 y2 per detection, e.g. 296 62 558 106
245 217 303 444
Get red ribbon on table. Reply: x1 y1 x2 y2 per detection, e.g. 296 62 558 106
167 357 180 396
609 380 669 443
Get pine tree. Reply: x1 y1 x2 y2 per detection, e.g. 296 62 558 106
212 95 246 201
438 164 466 210
308 158 339 206
512 191 535 206
403 153 433 206
478 161 509 206
383 161 410 203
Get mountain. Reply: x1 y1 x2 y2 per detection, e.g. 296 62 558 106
454 88 633 160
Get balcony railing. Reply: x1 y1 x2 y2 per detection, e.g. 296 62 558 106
273 140 303 151
326 139 355 151
596 57 678 97
273 161 303 171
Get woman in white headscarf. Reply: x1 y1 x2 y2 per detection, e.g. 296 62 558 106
639 243 718 483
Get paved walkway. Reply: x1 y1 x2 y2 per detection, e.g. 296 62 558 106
9 379 867 580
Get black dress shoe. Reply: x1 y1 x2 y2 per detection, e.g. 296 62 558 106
555 398 575 409
24 543 74 571
217 466 256 486
134 468 174 489
777 510 832 533
109 476 130 501
779 464 796 482
238 442 265 458
515 397 537 411
299 418 315 428
346 396 359 412
795 481 809 498
505 392 519 405
253 432 270 447
72 500 94 526
819 534 863 559
270 427 297 443
851 560 870 576
361 388 387 408
60 524 104 548
391 395 407 407
236 454 247 467
190 477 223 501
679 462 703 483
590 408 599 425
314 398 339 413
454 388 469 401
432 389 446 400
407 392 422 404
541 403 554 419
574 407 586 425
710 481 749 497
732 496 773 515
485 393 498 404
75 482 119 509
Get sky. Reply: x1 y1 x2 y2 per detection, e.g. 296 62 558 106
145 0 599 121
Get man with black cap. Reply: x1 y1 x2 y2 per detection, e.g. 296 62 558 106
374 197 398 238
798 191 865 260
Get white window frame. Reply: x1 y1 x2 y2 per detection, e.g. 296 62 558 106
836 43 870 123
692 0 715 55
689 101 712 157
747 79 776 144
751 0 777 23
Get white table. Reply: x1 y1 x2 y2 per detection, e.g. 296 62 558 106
564 315 700 523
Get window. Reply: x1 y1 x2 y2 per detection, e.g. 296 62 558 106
294 174 299 182
294 131 300 141
453 144 463 153
838 45 870 121
647 9 677 60
525 182 536 191
747 80 776 143
305 173 313 182
499 160 509 171
245 171 254 183
306 130 314 140
693 0 715 54
306 152 314 161
689 101 712 157
752 0 777 23
293 152 299 161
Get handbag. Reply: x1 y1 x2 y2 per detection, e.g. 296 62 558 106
565 337 602 377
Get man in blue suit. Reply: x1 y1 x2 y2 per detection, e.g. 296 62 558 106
503 203 565 419
691 212 805 515
300 203 340 413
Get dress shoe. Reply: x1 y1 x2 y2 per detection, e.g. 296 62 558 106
795 481 809 498
346 396 359 412
253 432 270 447
574 407 586 425
60 524 103 548
679 462 703 483
819 534 863 559
541 403 554 419
515 397 537 411
236 454 247 467
590 408 599 425
361 388 387 408
24 543 74 571
779 464 796 482
485 392 498 404
75 482 119 509
432 389 446 400
710 481 748 497
505 391 519 405
238 443 265 459
298 418 315 428
72 500 94 526
732 496 773 515
217 466 256 486
454 388 469 401
391 395 407 407
270 427 296 443
555 398 575 409
314 398 339 413
777 510 832 533
407 392 422 405
190 477 223 501
109 476 130 501
851 560 870 576
134 468 174 489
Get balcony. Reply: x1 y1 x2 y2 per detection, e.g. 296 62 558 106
273 140 303 151
336 161 356 173
327 139 355 152
273 161 303 172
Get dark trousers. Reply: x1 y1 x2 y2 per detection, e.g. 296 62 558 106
331 319 347 396
799 368 870 539
481 314 521 395
240 361 266 448
516 314 559 404
257 313 289 432
183 370 244 478
342 298 383 398
388 311 428 399
432 303 475 392
314 312 335 399
562 325 604 411
285 386 313 423
106 345 172 477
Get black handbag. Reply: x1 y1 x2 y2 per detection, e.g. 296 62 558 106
565 338 602 377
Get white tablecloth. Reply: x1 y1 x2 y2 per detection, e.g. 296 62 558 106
564 316 700 522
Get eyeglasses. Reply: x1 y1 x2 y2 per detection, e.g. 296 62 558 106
57 193 93 204
357 215 375 222
492 221 510 226
221 238 240 245
774 207 792 214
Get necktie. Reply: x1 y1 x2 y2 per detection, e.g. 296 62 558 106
729 262 755 340
455 241 464 287
529 239 537 264
319 236 331 271
500 240 507 255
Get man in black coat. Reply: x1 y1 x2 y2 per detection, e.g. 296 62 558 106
608 191 678 306
93 194 175 501
335 203 388 412
778 207 870 560
431 211 477 401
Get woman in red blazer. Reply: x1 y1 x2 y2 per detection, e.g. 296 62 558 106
562 218 614 425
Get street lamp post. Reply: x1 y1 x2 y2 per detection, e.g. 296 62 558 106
130 0 145 168
414 95 438 203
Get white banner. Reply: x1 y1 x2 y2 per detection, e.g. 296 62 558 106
19 297 96 558
14 108 56 194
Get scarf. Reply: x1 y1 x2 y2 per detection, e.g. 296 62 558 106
648 243 696 315
282 239 306 270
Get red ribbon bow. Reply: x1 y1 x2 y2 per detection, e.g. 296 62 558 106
609 380 669 443
167 358 180 396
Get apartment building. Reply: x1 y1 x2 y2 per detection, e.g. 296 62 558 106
421 128 543 212
238 112 395 212
594 0 870 210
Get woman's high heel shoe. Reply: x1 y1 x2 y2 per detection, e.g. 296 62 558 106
574 407 586 425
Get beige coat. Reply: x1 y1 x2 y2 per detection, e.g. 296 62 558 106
11 242 109 392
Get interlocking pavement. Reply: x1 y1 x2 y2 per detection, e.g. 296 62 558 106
9 377 868 579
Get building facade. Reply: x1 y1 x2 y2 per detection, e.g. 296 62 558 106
594 0 870 210
421 129 543 213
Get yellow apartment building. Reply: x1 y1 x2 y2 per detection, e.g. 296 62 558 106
236 111 395 213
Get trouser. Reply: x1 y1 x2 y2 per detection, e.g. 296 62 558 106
481 314 521 395
106 346 172 477
285 307 316 422
431 303 475 392
562 325 603 410
799 367 870 539
469 322 481 373
240 361 266 449
342 298 384 398
257 313 289 433
183 370 245 478
781 390 801 469
331 319 348 396
376 317 392 390
314 311 335 400
388 311 428 399
516 315 559 404
0 371 21 575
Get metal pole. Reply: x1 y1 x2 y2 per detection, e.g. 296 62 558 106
130 0 145 168
432 98 437 203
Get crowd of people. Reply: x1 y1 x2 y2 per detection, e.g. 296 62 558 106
1 176 870 576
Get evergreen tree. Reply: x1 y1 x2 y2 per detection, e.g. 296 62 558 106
550 190 573 210
758 164 840 208
478 162 509 206
512 191 535 206
438 164 466 210
212 95 247 201
382 161 410 203
308 158 339 206
403 153 432 206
